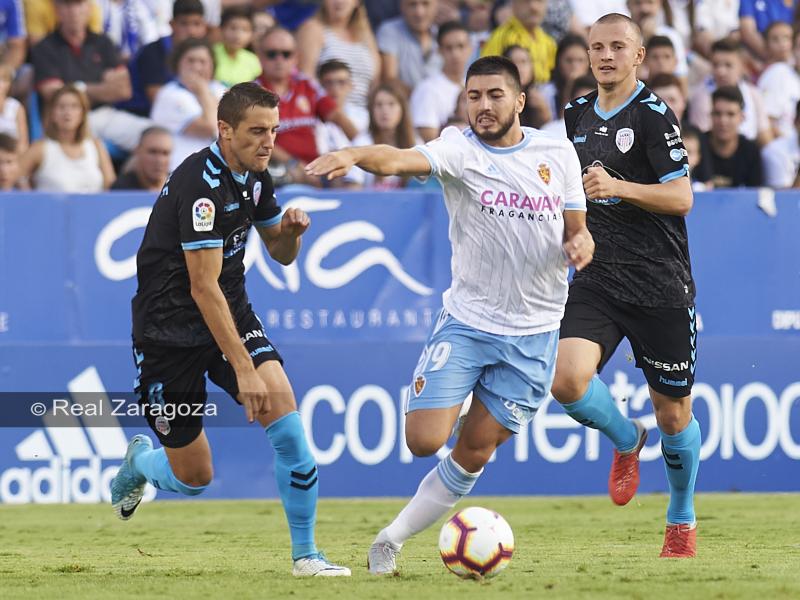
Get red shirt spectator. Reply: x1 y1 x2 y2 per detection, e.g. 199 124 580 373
255 26 356 175
257 71 337 163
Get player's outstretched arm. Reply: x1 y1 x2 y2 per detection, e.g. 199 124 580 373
184 247 270 422
563 210 594 271
256 207 310 266
305 145 432 181
583 167 693 216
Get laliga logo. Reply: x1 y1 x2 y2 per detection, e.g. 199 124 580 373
94 197 432 296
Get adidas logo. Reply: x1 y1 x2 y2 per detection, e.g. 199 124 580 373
0 367 156 504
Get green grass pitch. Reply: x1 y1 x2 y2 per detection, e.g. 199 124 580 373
1 494 799 599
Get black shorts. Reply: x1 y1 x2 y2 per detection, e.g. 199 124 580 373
132 311 282 448
560 281 696 397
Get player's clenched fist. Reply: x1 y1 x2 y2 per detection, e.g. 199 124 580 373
563 228 595 271
305 149 356 180
582 166 620 201
236 369 271 423
281 207 310 237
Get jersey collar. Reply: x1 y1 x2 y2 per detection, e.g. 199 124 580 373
593 80 645 121
465 128 530 154
209 141 249 185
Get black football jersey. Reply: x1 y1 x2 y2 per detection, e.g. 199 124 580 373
132 143 282 347
564 81 695 308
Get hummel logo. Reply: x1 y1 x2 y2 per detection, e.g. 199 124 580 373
290 466 318 490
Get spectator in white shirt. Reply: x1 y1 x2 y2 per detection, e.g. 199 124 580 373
757 21 800 140
411 21 473 142
689 37 773 147
150 37 227 170
762 99 800 188
693 0 740 59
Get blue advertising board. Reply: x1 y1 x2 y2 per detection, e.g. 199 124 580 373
0 189 798 503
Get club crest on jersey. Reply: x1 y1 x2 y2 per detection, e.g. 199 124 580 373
253 181 262 206
615 128 634 153
537 163 551 185
414 375 426 397
155 416 171 436
193 198 215 232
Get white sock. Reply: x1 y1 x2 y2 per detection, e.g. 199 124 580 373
378 455 481 548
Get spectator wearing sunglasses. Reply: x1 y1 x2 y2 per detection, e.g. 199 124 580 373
255 26 357 185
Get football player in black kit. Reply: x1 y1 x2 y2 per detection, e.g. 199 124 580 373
110 82 350 576
551 14 700 558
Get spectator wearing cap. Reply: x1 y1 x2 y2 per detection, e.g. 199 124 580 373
255 26 357 185
761 99 800 188
739 0 794 61
757 21 800 139
296 0 380 109
150 38 226 170
0 132 20 191
410 21 472 142
698 86 764 188
124 0 208 116
0 0 25 73
689 38 773 147
112 126 173 191
213 6 261 87
20 84 115 192
481 0 556 85
377 0 443 91
30 0 153 152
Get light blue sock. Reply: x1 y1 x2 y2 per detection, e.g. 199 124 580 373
561 376 639 451
266 411 318 561
660 416 701 524
436 453 481 497
131 447 207 496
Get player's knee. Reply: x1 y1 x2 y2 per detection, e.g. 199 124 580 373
654 402 691 435
551 373 590 404
405 429 446 457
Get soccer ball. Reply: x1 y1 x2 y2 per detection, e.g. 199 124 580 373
438 507 514 579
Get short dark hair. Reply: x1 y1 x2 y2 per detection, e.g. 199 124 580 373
681 124 702 142
317 59 351 80
764 20 792 39
647 35 675 53
794 98 800 122
592 13 643 46
437 20 469 45
0 133 17 154
466 56 522 93
218 82 280 129
220 5 253 28
649 72 682 90
169 37 215 74
711 37 741 55
139 126 172 145
712 85 744 109
173 0 204 20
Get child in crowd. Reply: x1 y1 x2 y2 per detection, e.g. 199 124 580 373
0 133 20 191
214 6 262 87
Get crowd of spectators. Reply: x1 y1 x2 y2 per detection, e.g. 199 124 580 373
2 0 800 192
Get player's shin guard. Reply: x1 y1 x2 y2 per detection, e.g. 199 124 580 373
562 376 639 452
660 416 701 524
266 411 318 560
380 453 482 548
131 447 207 496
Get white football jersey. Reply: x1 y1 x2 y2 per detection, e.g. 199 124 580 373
415 126 586 336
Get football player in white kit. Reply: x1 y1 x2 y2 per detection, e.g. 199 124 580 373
306 56 595 575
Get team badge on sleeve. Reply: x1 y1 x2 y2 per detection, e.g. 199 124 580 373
615 128 634 153
537 163 551 185
193 198 216 232
253 181 262 206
